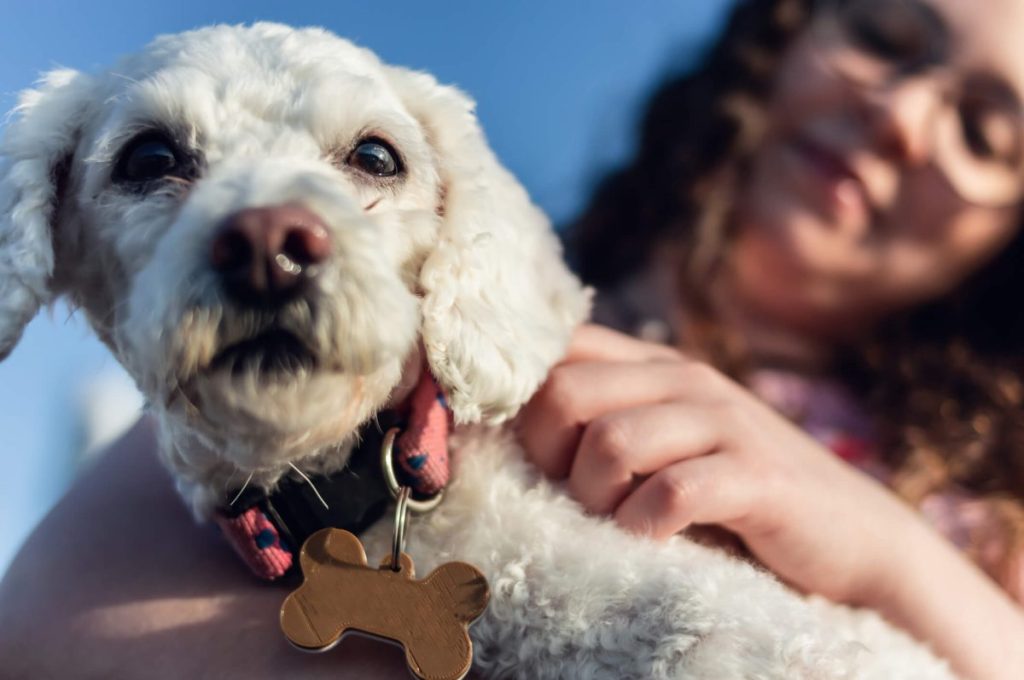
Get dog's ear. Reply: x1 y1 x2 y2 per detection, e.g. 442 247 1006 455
386 67 590 424
0 68 91 361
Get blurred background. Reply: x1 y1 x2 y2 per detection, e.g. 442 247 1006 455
0 0 734 572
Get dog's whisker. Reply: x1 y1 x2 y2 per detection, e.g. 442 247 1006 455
61 305 79 325
289 462 329 510
93 296 132 329
228 471 255 506
109 71 142 86
165 383 204 423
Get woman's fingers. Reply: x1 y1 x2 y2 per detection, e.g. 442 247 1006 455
567 401 722 515
519 359 730 478
565 323 684 363
613 454 756 541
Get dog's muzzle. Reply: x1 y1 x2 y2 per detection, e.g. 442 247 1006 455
205 203 331 377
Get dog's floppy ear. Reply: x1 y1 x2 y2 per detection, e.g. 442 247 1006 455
386 67 590 424
0 69 91 361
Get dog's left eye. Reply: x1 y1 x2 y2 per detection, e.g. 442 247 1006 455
348 139 401 177
113 134 182 184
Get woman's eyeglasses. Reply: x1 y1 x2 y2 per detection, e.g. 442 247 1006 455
813 0 1024 207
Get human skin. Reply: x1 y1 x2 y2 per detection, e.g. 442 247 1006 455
0 347 434 677
5 2 1024 678
0 419 421 679
518 1 1024 677
520 325 1024 680
731 0 1024 341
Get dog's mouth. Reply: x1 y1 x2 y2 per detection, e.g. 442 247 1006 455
209 328 317 377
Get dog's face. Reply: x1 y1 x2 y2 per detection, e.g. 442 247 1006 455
0 24 587 489
60 27 445 470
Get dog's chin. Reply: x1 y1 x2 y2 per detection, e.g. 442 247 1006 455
179 338 404 472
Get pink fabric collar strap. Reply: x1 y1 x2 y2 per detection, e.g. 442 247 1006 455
214 371 452 581
393 368 451 496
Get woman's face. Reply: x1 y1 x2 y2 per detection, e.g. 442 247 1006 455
733 0 1024 338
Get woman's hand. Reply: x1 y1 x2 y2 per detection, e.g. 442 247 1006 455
520 324 1024 679
518 324 929 606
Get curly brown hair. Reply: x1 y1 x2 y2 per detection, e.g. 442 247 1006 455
567 0 1024 586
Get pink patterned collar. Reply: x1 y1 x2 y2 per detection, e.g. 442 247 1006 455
213 372 451 581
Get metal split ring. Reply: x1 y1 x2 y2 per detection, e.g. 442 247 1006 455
391 486 410 572
380 426 445 514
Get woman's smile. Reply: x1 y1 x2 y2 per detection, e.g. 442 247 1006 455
785 133 872 231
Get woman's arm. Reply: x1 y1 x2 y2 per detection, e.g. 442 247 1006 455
864 519 1024 680
519 324 1024 680
0 418 412 679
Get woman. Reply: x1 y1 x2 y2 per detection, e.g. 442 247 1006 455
1 1 1022 678
520 0 1024 677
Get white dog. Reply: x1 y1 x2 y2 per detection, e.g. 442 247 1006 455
0 24 954 679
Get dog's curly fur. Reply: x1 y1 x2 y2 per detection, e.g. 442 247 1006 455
0 23 954 678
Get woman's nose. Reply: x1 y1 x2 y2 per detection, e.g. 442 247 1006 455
861 78 942 165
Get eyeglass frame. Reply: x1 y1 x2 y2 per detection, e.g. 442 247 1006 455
805 0 1024 208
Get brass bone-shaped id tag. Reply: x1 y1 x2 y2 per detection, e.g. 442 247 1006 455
280 526 490 680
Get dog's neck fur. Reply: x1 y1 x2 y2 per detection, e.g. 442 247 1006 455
154 414 356 521
156 347 426 520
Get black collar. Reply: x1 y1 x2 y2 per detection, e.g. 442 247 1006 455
218 411 399 578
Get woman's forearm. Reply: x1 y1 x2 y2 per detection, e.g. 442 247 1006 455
864 520 1024 680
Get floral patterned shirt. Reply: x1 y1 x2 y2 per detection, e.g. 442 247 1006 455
749 368 1024 604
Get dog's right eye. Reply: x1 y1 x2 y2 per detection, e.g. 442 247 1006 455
113 134 181 184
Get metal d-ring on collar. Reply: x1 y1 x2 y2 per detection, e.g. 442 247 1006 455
380 426 445 514
391 486 410 572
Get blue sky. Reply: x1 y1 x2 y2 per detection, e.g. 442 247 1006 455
0 1 734 570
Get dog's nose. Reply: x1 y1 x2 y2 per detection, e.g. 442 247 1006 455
210 205 331 306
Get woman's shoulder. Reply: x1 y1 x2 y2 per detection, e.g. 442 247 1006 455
0 418 411 678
